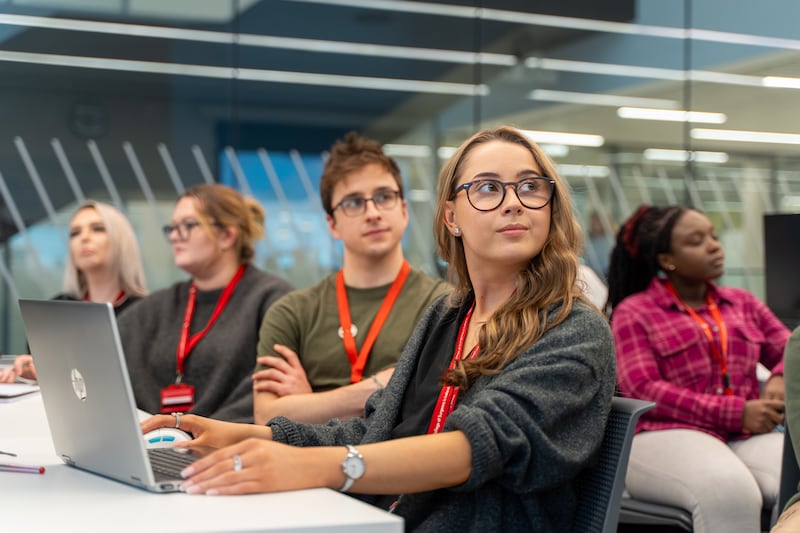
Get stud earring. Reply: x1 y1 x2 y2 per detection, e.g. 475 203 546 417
453 226 461 236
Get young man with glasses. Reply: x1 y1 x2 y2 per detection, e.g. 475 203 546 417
252 132 450 425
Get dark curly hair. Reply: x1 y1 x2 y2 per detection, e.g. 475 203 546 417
606 204 699 311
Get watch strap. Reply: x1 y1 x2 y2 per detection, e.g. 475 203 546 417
339 444 364 493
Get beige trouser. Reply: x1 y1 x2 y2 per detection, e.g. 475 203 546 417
625 429 783 533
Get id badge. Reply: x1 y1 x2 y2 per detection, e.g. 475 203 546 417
160 383 195 414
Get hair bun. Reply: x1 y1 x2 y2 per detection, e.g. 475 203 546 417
621 204 650 259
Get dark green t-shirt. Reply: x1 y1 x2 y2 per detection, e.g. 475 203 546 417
256 267 451 390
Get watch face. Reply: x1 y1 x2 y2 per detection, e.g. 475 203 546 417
344 456 365 478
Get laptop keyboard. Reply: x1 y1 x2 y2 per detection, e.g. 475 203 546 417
148 448 197 479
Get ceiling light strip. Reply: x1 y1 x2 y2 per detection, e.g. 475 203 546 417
237 34 516 65
0 14 232 43
763 76 800 89
527 57 767 87
521 129 604 147
643 149 729 163
0 50 488 95
0 13 515 67
0 12 793 88
527 57 685 81
692 128 800 145
529 89 677 108
617 107 727 124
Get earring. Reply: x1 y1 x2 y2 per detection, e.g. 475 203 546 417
667 264 676 271
453 226 461 236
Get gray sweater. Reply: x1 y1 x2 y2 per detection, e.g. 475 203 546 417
119 265 293 423
270 296 616 532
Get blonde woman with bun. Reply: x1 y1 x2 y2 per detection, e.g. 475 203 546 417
118 184 293 423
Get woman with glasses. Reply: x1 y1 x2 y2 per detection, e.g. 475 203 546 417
117 184 293 423
608 205 788 533
142 126 615 532
252 131 450 425
0 200 148 383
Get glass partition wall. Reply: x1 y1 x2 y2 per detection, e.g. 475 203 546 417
0 0 799 351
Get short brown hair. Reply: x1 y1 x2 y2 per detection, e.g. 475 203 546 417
319 132 403 215
182 184 265 263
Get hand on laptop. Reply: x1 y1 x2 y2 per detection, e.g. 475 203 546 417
140 413 271 449
252 344 312 396
0 355 37 383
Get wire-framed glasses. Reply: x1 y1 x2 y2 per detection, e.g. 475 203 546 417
454 177 555 211
333 189 402 217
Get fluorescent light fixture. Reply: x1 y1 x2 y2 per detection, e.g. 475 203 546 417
617 107 727 124
0 50 489 96
529 89 677 109
0 13 516 66
437 147 458 159
521 130 604 147
539 144 570 158
557 164 610 178
407 189 433 202
525 57 766 88
382 144 432 158
0 13 785 94
692 128 800 145
763 76 800 89
643 149 729 164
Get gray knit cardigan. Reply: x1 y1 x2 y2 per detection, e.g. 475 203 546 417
270 296 616 532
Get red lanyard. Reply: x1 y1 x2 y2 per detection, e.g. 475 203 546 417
665 281 732 396
336 260 411 383
175 264 246 383
83 290 126 306
427 301 480 434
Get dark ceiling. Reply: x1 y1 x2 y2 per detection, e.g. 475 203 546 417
0 0 636 227
2 0 636 148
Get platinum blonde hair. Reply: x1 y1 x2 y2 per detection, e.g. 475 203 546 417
62 201 149 299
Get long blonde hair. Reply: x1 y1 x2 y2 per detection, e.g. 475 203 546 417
62 201 149 299
434 126 585 389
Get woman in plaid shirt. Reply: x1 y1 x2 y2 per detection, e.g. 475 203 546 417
608 204 788 533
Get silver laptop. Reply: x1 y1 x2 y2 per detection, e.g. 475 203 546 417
19 298 203 493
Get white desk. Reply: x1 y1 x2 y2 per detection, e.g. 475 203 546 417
0 394 403 533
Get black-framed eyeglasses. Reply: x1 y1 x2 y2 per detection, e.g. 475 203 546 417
162 221 203 241
454 177 555 212
333 189 402 217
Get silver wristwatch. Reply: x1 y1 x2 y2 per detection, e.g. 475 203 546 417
339 444 365 492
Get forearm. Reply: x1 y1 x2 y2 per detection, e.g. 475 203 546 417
318 431 472 494
254 379 379 425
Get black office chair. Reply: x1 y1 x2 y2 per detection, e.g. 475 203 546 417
779 425 800 515
572 396 655 533
619 496 693 531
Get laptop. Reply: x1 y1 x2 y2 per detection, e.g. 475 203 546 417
19 298 204 493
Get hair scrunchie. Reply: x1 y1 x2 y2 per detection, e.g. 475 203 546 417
621 205 650 259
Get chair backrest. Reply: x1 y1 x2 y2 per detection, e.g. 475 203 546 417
779 425 800 513
572 396 655 533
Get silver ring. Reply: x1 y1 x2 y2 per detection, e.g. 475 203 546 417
232 454 243 472
173 412 181 429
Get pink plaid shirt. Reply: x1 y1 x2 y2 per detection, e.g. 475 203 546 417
612 277 789 441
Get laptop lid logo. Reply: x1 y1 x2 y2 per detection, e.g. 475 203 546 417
70 368 87 402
